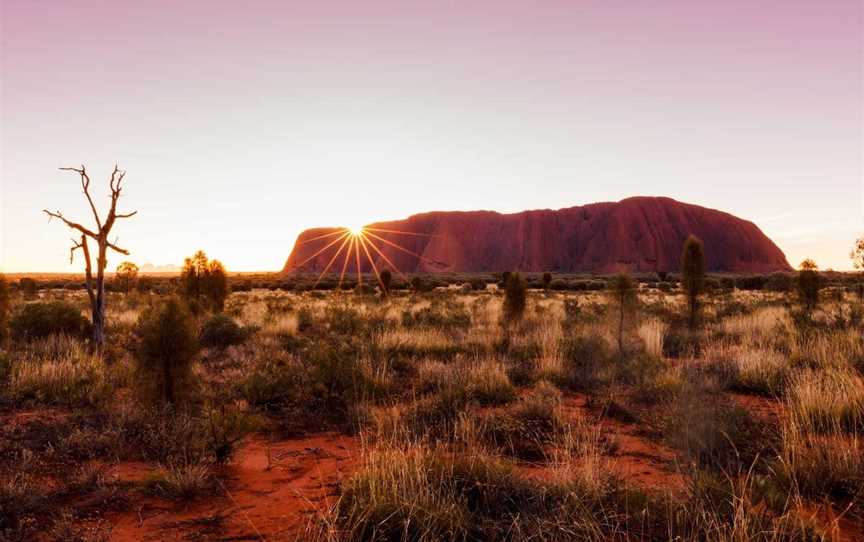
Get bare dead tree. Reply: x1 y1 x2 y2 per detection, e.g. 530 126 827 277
43 165 137 347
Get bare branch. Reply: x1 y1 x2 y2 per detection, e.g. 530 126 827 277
43 209 98 238
109 165 126 195
59 165 102 230
70 237 84 264
106 241 130 255
114 210 138 219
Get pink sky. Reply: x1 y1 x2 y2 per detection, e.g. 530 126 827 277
2 0 862 271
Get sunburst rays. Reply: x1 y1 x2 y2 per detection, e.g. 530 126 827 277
290 225 437 291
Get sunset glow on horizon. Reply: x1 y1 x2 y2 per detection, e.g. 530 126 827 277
2 1 862 272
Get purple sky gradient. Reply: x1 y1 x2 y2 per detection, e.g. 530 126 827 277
2 0 862 271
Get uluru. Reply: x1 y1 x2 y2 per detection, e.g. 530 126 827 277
283 197 791 274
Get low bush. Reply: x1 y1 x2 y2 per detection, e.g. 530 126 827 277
476 383 565 460
660 378 773 472
200 314 247 349
562 334 611 389
203 402 258 464
10 301 89 341
241 354 305 409
662 325 702 358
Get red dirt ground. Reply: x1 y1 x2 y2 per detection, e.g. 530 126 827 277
560 392 687 491
106 432 358 541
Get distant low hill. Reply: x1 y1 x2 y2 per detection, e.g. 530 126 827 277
284 197 791 274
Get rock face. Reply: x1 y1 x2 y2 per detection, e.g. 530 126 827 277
283 197 790 274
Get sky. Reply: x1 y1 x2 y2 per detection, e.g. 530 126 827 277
1 0 862 272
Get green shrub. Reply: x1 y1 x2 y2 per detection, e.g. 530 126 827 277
307 340 375 414
199 314 246 349
134 297 199 406
10 301 89 341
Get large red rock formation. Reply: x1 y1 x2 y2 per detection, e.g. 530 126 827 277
283 197 790 274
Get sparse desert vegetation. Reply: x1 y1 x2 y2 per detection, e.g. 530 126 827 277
1 270 863 541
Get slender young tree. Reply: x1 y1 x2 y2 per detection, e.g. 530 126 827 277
135 296 198 406
610 272 637 362
681 235 706 329
503 272 527 324
379 269 392 297
43 165 137 347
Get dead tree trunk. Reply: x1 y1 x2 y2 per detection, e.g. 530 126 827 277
44 165 137 348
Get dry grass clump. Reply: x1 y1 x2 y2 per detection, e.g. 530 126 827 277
773 367 864 508
720 306 791 346
310 441 628 541
786 369 864 434
260 312 299 337
669 470 830 541
415 359 455 393
467 381 566 460
146 461 215 500
377 327 458 356
462 358 516 406
703 342 791 396
791 328 864 370
638 318 668 358
6 338 109 407
776 421 863 501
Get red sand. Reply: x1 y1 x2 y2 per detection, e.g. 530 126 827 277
107 432 358 541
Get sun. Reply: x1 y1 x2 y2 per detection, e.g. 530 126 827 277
346 224 365 237
291 222 438 291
